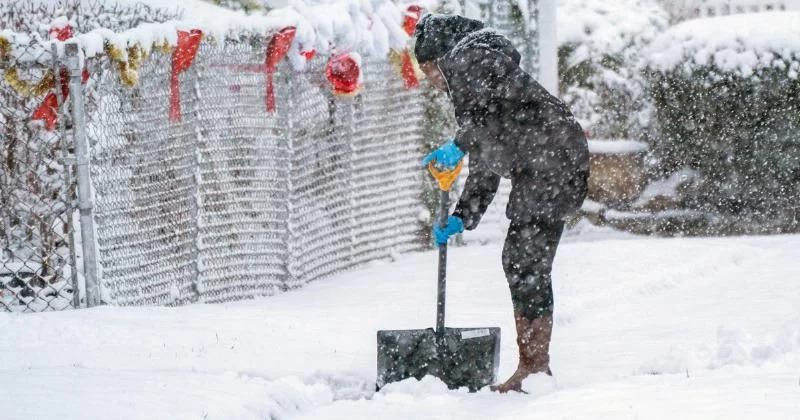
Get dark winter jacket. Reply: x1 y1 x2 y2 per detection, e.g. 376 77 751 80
434 25 590 227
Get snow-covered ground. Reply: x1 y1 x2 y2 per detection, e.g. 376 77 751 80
2 228 799 419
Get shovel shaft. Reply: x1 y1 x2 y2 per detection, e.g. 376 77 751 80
436 190 448 337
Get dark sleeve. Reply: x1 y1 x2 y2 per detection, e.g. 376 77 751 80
453 118 483 153
452 154 501 230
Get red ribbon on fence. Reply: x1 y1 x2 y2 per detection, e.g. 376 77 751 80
49 25 74 42
31 93 61 130
400 50 419 90
31 23 90 131
400 5 422 89
265 27 296 113
169 29 203 123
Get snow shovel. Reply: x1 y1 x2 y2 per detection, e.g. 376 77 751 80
376 161 501 392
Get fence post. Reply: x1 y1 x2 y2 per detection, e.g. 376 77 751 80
189 59 203 303
282 69 296 288
538 0 557 94
347 94 358 263
53 43 81 309
64 41 101 307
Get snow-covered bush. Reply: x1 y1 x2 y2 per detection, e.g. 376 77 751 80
206 0 265 14
557 0 669 139
644 11 800 218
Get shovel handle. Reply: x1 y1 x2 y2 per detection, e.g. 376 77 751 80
436 189 448 337
426 160 462 338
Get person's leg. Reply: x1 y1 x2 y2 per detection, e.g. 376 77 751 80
492 217 565 393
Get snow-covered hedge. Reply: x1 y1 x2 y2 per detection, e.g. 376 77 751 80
644 11 800 217
557 0 669 139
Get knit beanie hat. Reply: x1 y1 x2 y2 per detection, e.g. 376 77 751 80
413 14 484 63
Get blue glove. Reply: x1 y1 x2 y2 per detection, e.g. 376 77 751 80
421 140 465 170
433 215 464 247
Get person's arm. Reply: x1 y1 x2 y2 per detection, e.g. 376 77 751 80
452 117 484 153
452 154 501 230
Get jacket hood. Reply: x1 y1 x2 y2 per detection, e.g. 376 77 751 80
442 28 521 69
436 28 522 96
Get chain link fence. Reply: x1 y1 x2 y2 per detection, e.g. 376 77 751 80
83 37 429 306
0 43 79 312
1 0 538 311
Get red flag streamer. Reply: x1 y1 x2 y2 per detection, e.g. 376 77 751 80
31 93 60 131
49 24 74 42
32 23 90 130
400 50 419 90
264 27 296 113
400 5 422 89
169 29 203 123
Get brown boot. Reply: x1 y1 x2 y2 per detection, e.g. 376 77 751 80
491 312 553 393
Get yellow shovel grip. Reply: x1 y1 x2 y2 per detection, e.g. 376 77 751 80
427 160 463 192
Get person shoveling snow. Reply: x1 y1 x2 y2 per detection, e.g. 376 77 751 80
415 13 590 393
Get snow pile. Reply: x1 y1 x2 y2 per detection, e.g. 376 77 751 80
646 11 800 76
0 368 336 420
637 320 800 375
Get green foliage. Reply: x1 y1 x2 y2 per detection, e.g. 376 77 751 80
418 83 459 247
646 61 800 217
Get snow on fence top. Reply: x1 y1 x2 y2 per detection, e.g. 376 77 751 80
1 0 441 70
645 11 800 76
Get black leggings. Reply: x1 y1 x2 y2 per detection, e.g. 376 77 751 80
502 218 565 320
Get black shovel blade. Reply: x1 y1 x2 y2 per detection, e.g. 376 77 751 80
376 327 501 392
